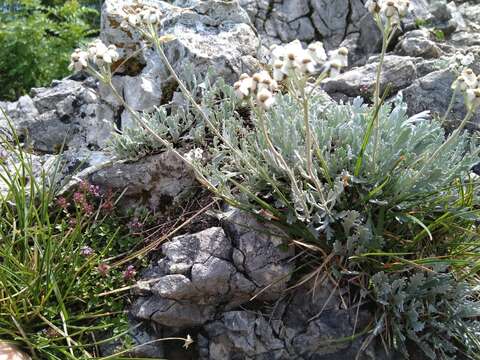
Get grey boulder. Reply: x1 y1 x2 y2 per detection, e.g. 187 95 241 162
88 150 196 210
401 69 480 129
131 210 294 329
0 79 113 153
322 55 418 100
199 285 375 360
101 0 260 129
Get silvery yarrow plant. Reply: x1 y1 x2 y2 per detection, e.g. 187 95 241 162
68 0 480 358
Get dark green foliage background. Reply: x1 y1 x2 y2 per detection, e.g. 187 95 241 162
0 0 101 101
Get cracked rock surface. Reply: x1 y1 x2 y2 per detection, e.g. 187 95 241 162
89 150 196 210
102 0 260 130
198 288 375 360
320 0 480 128
238 0 431 66
0 78 113 153
131 209 294 330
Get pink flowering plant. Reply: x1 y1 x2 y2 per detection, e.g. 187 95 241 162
0 121 150 358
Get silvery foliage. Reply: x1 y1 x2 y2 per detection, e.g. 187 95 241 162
192 83 480 357
201 88 480 254
108 67 211 160
108 72 480 357
108 106 199 160
371 270 480 360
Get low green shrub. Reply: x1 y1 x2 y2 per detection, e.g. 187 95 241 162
0 0 98 100
108 67 208 160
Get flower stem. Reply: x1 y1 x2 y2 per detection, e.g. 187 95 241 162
372 19 396 169
441 86 460 126
429 109 475 163
254 102 309 218
100 72 219 193
300 84 328 207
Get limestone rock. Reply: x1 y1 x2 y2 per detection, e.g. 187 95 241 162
131 211 294 329
88 150 196 210
101 0 260 129
199 286 375 360
401 69 480 129
395 29 443 59
0 78 113 153
322 55 418 99
238 0 434 66
222 207 295 295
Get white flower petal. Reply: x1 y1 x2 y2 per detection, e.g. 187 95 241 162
461 68 478 89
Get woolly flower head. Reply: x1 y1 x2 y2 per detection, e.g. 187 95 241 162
268 40 347 81
184 148 204 162
451 68 480 111
452 69 478 93
269 40 325 80
234 41 350 109
119 2 163 30
68 49 88 72
256 88 276 110
93 42 120 66
69 40 119 72
234 71 277 109
466 88 480 111
326 47 349 77
366 0 410 25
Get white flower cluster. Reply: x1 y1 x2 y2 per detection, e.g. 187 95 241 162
269 40 348 80
184 148 204 162
118 2 163 30
365 0 410 25
234 71 278 109
233 40 349 110
452 68 480 110
69 40 119 72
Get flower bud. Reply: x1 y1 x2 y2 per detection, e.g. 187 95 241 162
462 68 478 89
466 88 480 110
451 76 468 92
256 88 275 110
365 0 380 14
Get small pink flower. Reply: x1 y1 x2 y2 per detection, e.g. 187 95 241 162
89 184 101 197
97 263 111 277
79 180 90 193
128 218 144 232
80 246 94 257
56 196 70 210
82 203 94 215
73 192 85 204
101 190 115 213
123 265 136 281
68 217 77 228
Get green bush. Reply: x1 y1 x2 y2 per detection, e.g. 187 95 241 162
0 0 98 101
